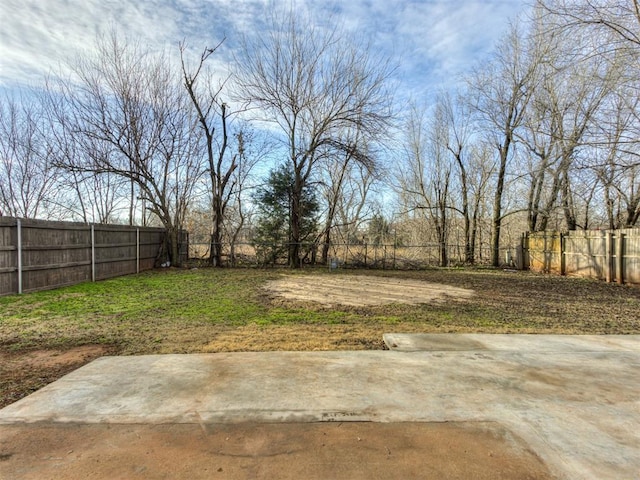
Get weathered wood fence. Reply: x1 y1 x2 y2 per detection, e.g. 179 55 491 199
0 217 179 296
521 228 640 285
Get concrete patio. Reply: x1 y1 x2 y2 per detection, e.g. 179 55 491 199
0 334 638 479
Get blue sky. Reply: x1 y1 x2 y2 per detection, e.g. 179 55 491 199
0 0 529 99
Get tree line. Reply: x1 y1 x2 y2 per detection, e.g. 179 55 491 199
1 1 639 268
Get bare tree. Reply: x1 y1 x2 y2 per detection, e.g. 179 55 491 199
466 142 495 261
333 161 377 245
535 1 640 228
538 0 640 52
398 103 452 267
180 41 248 267
0 95 58 218
223 127 268 266
468 22 548 266
235 9 393 267
317 128 378 264
519 35 615 231
318 151 351 264
55 32 204 265
439 92 485 263
592 86 640 228
64 170 126 224
43 91 129 224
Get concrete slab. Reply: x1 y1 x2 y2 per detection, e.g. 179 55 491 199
0 335 638 480
383 333 640 352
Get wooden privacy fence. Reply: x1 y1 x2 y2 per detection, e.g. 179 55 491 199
521 228 640 285
0 217 176 296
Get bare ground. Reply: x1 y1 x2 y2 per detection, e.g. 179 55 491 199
0 422 553 480
0 346 116 408
264 274 475 306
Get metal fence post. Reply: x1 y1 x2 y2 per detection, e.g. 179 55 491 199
91 224 96 282
17 218 22 294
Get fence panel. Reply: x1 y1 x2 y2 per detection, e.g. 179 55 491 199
0 218 18 295
525 228 640 285
564 231 608 281
20 219 92 293
0 217 183 296
620 229 640 285
94 225 137 281
526 232 563 274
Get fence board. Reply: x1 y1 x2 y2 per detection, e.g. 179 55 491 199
0 217 186 296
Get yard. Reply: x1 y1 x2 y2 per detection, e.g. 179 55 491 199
1 267 639 408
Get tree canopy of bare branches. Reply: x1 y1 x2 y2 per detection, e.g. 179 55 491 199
0 94 58 219
53 32 204 265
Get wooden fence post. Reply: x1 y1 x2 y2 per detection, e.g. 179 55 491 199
605 231 613 283
17 218 22 294
617 232 624 285
542 232 551 273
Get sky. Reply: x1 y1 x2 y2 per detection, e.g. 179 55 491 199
0 0 530 100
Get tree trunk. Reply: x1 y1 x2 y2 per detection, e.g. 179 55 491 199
209 229 221 267
438 227 448 267
561 169 577 230
210 195 223 267
528 159 549 232
321 227 331 265
289 173 302 268
129 176 135 226
321 199 338 265
229 200 245 268
453 154 473 264
438 196 448 267
460 177 472 264
491 145 509 267
627 198 640 227
470 204 479 265
169 226 180 267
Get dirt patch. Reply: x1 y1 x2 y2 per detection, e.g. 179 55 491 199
265 274 475 306
7 345 109 370
0 422 553 480
0 345 114 409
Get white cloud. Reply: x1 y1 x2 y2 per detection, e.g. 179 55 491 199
290 0 526 98
382 0 525 95
0 0 182 86
0 0 528 99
